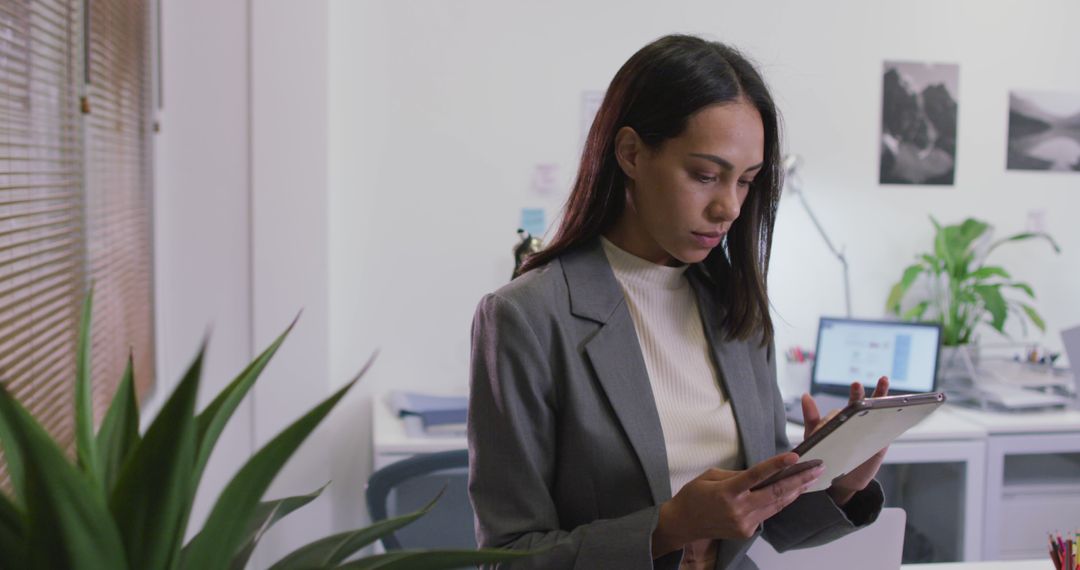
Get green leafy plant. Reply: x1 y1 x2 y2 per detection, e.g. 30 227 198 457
886 217 1060 346
0 290 537 569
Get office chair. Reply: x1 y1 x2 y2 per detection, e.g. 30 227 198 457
366 449 475 551
747 507 906 569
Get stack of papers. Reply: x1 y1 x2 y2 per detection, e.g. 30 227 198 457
389 391 468 437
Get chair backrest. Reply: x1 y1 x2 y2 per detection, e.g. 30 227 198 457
365 449 474 551
747 507 907 569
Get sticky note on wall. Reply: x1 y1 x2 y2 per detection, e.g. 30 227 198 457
520 208 545 238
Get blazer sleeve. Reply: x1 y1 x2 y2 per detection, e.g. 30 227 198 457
759 341 885 553
468 293 675 569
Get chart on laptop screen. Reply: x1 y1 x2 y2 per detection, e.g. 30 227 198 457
814 318 940 392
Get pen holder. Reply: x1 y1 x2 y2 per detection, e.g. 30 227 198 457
780 360 813 403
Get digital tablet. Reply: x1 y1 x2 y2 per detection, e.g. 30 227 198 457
752 392 946 493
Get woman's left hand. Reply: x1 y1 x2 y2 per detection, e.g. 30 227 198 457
800 376 890 507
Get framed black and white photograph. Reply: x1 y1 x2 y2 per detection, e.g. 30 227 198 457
1007 90 1080 172
879 61 959 185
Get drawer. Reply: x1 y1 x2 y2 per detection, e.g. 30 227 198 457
997 492 1080 558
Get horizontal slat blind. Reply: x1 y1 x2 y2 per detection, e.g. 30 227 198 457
84 0 154 409
0 0 154 487
0 0 84 454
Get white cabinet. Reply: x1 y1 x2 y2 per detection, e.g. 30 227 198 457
786 408 986 563
984 433 1080 560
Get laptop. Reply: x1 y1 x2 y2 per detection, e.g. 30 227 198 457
786 317 943 424
1063 325 1080 395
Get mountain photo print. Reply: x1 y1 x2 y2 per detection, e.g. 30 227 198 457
879 61 959 185
1007 90 1080 172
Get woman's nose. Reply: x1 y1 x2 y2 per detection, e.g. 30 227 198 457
707 183 741 222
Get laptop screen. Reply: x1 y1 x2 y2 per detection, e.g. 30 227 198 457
811 317 941 395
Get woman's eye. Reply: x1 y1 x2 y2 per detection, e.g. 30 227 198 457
695 173 718 183
737 179 753 188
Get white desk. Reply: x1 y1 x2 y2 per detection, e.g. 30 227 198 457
372 396 1080 564
901 561 1048 569
372 394 466 470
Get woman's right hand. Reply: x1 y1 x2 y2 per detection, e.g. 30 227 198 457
651 452 824 557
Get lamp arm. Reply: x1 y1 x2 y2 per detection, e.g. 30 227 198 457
791 183 852 317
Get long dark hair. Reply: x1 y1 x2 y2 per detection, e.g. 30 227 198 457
520 34 782 346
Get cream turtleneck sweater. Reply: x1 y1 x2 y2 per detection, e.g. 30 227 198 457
600 237 743 497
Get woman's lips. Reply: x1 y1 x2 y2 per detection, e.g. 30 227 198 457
691 231 723 248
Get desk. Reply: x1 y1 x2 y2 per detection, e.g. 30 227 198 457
372 394 466 470
901 561 1047 569
372 396 1080 563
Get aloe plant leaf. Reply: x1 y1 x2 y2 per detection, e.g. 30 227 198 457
0 491 26 568
109 344 204 570
335 549 543 570
973 285 1008 333
194 316 298 487
75 288 101 486
221 482 330 570
181 353 376 570
0 383 127 569
268 487 444 570
96 355 140 494
0 398 26 506
1020 303 1046 332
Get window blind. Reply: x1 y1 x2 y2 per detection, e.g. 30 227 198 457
84 0 154 409
0 0 153 469
0 0 85 449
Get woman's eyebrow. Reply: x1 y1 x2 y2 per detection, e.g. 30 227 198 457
688 153 764 173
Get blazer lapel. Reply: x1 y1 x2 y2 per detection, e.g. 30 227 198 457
687 266 768 466
561 240 672 504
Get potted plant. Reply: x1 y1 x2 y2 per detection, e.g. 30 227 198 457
885 217 1060 376
0 291 537 569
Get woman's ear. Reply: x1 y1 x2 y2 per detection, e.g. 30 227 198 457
614 126 643 181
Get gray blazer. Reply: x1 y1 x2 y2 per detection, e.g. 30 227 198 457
468 238 883 569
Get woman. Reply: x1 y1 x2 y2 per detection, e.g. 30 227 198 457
468 34 887 570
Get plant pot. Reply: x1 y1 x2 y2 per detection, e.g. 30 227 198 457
939 344 980 388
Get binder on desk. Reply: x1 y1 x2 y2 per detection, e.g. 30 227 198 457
389 391 468 436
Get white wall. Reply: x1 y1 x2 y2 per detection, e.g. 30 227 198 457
154 0 343 564
328 0 1080 518
249 0 338 566
152 0 254 538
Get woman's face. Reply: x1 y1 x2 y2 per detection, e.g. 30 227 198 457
608 99 765 266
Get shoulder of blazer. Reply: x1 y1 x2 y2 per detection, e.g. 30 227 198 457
484 254 571 333
490 238 626 326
